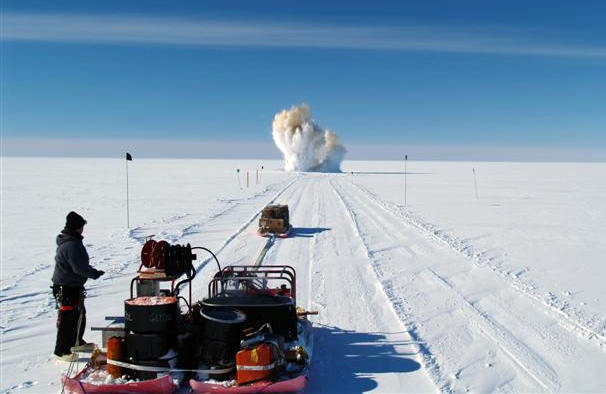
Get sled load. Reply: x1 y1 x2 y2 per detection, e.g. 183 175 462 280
257 204 292 238
61 238 314 394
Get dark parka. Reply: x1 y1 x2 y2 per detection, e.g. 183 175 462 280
52 230 102 287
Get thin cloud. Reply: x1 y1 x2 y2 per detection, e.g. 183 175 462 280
2 13 606 58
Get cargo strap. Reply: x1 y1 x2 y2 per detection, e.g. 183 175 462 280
236 362 276 371
106 359 233 375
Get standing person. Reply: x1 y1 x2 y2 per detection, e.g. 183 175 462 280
52 211 104 361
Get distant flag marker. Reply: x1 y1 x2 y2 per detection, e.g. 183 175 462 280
126 152 133 228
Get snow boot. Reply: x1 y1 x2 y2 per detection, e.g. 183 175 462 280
70 342 96 352
54 353 79 362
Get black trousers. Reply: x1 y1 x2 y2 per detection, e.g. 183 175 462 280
52 285 86 356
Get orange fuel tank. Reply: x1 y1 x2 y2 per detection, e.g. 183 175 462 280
236 344 274 385
107 336 124 378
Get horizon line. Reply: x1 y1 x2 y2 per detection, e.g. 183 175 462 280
2 137 605 162
2 155 605 164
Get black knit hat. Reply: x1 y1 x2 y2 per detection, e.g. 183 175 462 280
66 211 87 230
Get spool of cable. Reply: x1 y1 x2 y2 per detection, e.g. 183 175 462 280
141 239 196 276
141 240 156 268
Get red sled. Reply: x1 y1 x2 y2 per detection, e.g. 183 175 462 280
189 374 307 393
191 266 314 393
61 363 176 394
189 318 313 393
256 225 292 238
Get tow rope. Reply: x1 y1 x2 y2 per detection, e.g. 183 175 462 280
106 359 234 375
253 235 275 267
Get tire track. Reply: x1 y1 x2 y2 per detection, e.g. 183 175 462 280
425 268 559 391
328 178 447 393
185 176 303 295
330 177 571 392
347 179 606 350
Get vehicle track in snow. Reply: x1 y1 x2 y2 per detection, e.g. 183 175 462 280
329 178 450 393
349 180 606 350
331 177 555 392
330 176 606 392
176 176 305 297
263 176 434 393
335 177 561 392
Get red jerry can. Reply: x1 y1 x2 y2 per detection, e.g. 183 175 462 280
236 344 274 385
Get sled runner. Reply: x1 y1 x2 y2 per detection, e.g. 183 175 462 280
256 224 292 238
61 362 176 394
189 265 314 393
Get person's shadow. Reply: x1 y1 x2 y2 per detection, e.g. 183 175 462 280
308 325 423 393
290 227 330 238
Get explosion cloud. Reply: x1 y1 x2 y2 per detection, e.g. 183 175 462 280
272 104 346 172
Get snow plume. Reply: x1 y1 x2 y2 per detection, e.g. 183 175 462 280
272 104 346 172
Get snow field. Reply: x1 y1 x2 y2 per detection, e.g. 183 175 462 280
2 158 605 393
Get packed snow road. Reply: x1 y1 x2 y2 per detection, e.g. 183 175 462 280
328 177 605 392
181 175 434 392
2 159 606 393
187 174 606 392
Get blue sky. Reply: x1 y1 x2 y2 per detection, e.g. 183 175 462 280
2 0 605 160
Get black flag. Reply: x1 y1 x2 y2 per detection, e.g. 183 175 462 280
126 152 133 161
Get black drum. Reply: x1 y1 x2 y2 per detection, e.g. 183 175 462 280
124 297 178 334
202 294 297 340
198 306 246 366
126 331 173 360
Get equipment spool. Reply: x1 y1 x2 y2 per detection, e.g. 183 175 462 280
140 240 156 268
152 241 169 269
140 239 195 276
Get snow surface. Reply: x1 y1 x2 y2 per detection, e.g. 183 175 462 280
1 158 605 393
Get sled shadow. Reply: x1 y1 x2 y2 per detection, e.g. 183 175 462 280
309 325 422 393
290 227 330 238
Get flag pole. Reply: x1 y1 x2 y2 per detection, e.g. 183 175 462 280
404 155 408 206
126 153 132 228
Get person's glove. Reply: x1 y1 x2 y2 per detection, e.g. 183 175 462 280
94 270 105 279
